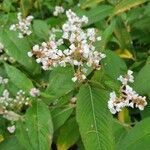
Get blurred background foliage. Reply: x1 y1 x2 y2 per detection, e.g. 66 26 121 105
0 0 150 150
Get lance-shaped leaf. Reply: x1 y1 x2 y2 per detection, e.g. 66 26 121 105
133 57 150 95
51 106 74 131
4 63 33 92
0 136 25 150
0 29 40 74
56 117 80 150
102 50 127 80
33 20 49 40
112 0 148 16
76 84 115 150
16 100 53 150
46 66 75 101
117 117 150 150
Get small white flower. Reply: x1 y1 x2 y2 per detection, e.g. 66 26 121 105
29 88 40 97
69 44 76 51
109 91 116 101
27 52 33 57
138 105 144 110
9 24 16 31
81 74 86 80
33 45 39 51
59 61 66 67
127 70 134 83
82 15 88 24
26 15 34 22
73 60 80 66
0 76 9 85
100 53 106 59
36 58 41 63
3 90 10 99
117 75 128 85
97 36 102 41
117 70 134 85
7 125 16 133
108 92 117 114
70 97 77 103
53 6 64 16
72 76 77 82
3 78 9 84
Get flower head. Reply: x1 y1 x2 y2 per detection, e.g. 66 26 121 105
53 6 65 16
10 12 34 38
29 88 40 97
28 10 105 82
7 125 16 133
117 70 134 85
108 70 147 114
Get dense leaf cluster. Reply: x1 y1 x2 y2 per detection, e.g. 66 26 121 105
0 0 150 150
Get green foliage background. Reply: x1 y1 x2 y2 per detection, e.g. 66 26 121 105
0 0 150 150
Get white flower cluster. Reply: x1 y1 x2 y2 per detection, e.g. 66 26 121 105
53 6 65 16
108 70 147 114
29 88 40 97
9 12 34 38
0 76 9 85
0 90 30 110
117 70 134 85
0 42 4 53
28 9 105 82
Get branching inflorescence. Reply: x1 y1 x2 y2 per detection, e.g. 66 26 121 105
28 9 105 82
10 12 34 38
108 70 147 114
0 76 40 112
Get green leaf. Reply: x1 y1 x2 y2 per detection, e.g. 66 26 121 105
0 29 41 74
2 0 12 12
51 106 73 131
77 5 113 26
80 0 104 9
0 136 25 150
16 121 32 150
76 84 115 150
16 100 53 150
6 81 20 96
102 50 127 80
141 103 150 119
113 0 148 16
112 119 129 144
100 19 116 50
57 117 80 150
114 17 132 50
46 66 75 101
33 20 49 40
4 63 33 92
133 57 150 95
117 117 150 150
